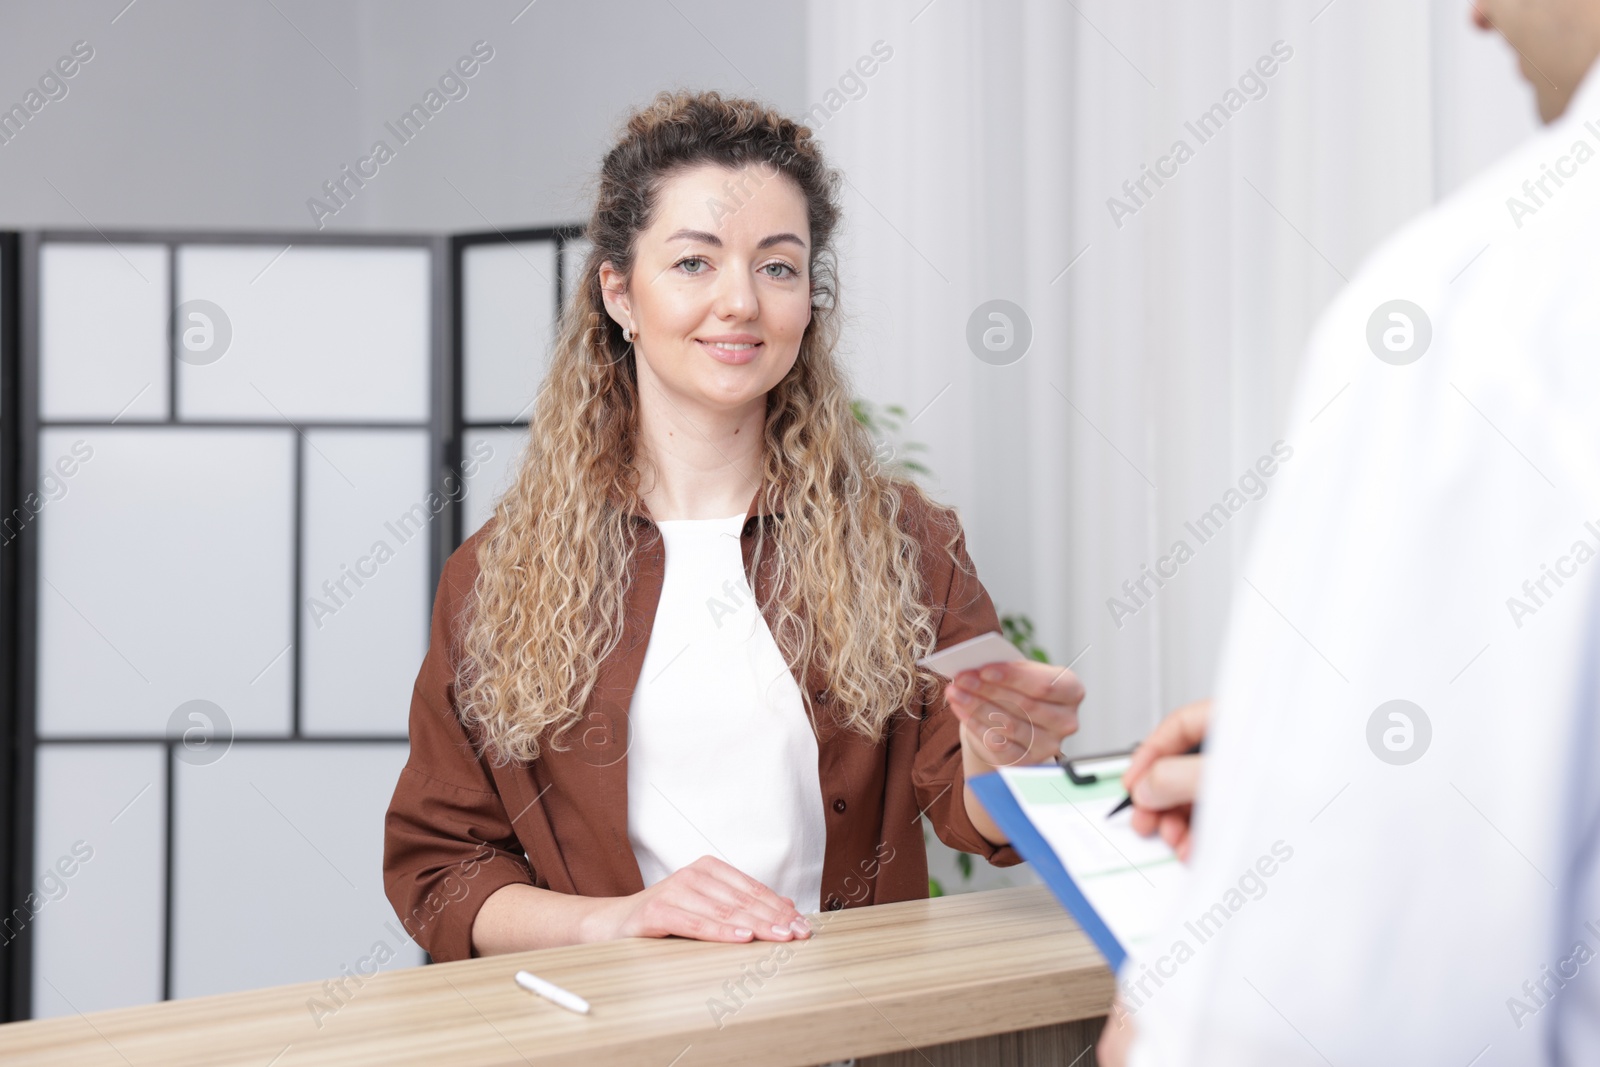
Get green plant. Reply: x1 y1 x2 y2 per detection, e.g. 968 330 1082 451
1001 614 1050 662
850 399 932 478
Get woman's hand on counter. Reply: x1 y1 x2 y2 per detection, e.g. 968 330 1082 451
588 855 813 944
473 857 812 955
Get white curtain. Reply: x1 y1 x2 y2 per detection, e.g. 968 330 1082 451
806 0 1537 752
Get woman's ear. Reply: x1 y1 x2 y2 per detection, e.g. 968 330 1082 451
597 260 633 334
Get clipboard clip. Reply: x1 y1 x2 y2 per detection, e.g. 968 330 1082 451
1055 748 1136 786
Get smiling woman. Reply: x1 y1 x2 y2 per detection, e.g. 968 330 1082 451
381 90 1086 963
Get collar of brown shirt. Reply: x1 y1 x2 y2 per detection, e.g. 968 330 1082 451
383 484 1021 962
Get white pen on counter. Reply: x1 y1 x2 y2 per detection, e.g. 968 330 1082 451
514 969 591 1015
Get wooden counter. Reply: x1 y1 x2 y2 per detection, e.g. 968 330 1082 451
0 885 1115 1066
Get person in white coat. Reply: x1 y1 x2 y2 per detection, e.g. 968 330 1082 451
1098 1 1600 1063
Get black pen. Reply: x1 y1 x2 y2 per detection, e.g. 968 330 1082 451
1105 740 1203 819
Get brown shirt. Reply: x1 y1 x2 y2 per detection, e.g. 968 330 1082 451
382 487 1020 963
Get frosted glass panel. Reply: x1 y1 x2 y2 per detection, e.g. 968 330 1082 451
36 427 294 737
462 241 556 423
560 236 592 308
40 243 170 421
176 245 430 422
300 429 430 736
462 427 528 538
170 743 421 998
31 744 166 1018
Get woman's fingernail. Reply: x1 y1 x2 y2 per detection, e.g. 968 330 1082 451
791 919 812 937
735 928 753 938
980 667 1001 681
772 924 794 937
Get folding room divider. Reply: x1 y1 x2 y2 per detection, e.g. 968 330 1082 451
0 223 582 1022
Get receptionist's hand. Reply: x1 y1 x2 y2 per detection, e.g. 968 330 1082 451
1123 697 1210 862
589 855 813 944
946 660 1085 770
1097 997 1136 1066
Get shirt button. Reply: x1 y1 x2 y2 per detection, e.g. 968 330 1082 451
832 798 847 814
825 897 844 911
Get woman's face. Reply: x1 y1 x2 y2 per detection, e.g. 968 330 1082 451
601 163 813 416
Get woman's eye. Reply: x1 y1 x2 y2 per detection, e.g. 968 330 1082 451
676 257 706 274
761 262 798 278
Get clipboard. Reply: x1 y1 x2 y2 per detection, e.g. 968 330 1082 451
969 763 1184 974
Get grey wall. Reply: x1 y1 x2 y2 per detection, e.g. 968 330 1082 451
0 0 808 233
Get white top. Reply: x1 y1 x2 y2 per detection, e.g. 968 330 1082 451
1131 67 1600 1066
625 513 826 914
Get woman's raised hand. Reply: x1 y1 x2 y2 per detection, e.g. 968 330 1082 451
946 660 1086 770
590 855 813 943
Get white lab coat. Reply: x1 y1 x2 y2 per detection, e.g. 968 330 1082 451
1128 65 1600 1066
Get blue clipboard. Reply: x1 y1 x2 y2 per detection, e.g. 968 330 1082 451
968 770 1129 972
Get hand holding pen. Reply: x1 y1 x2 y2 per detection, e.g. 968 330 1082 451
1112 698 1211 862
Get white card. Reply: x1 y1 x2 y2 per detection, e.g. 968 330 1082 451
917 631 1027 678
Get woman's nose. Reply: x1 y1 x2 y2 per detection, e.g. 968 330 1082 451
710 264 759 320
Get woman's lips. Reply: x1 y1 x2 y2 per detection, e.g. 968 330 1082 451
697 339 763 365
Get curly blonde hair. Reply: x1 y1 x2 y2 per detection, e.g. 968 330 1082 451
457 90 951 764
